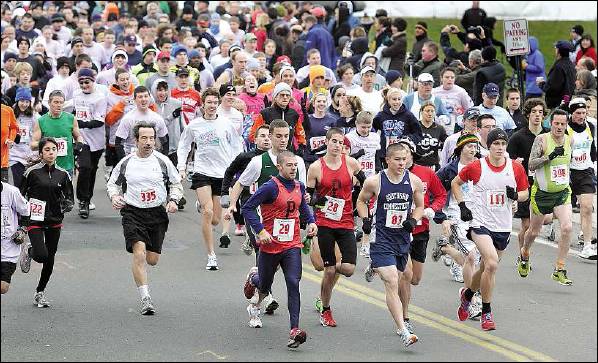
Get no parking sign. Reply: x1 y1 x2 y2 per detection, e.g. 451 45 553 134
504 19 530 56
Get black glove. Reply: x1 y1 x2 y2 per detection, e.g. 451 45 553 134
73 142 84 156
172 107 181 119
362 217 372 234
60 199 74 214
506 185 518 200
458 201 473 222
402 217 417 233
310 195 328 209
548 146 565 160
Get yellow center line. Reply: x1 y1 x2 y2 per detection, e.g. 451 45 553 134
301 263 557 362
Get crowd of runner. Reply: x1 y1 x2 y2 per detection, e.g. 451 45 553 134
1 0 597 350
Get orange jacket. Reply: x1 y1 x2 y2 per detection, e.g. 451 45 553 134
1 105 19 168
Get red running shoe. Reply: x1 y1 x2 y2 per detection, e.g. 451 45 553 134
481 312 496 331
320 309 337 327
287 328 307 348
243 267 258 299
457 287 470 322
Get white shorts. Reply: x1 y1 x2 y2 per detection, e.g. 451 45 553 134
446 215 477 255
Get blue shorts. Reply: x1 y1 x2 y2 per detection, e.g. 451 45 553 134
370 251 408 272
470 226 511 251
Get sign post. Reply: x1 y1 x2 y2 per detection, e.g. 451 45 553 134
504 19 530 99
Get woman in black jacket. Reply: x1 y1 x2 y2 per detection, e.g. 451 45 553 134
19 137 74 308
382 17 408 72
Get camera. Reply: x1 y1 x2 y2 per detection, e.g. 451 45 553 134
467 26 481 37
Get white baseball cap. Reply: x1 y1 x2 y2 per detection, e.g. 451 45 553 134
360 66 376 76
417 73 434 83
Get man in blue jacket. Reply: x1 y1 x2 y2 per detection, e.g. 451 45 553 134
303 9 337 70
522 37 545 99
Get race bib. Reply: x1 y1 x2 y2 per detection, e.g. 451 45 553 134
385 209 407 228
386 136 400 146
249 182 258 195
324 196 345 221
1 206 11 238
360 158 375 174
309 136 326 151
550 165 568 185
273 218 295 242
486 190 506 209
571 150 588 169
75 105 91 122
29 198 46 221
55 137 68 157
139 189 157 206
18 125 30 143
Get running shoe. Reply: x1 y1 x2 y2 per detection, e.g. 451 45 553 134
219 234 231 248
355 229 363 243
78 201 90 219
579 244 598 260
450 262 464 283
552 269 572 285
442 254 453 267
468 292 482 320
244 267 258 299
431 237 447 262
140 296 155 315
404 320 414 334
247 304 262 328
364 263 376 283
314 297 323 313
177 197 186 210
234 224 245 236
359 243 370 258
241 237 253 255
19 241 32 273
287 328 307 348
320 309 337 327
89 201 96 210
33 291 50 308
517 255 531 277
545 222 556 241
457 287 470 321
206 253 219 271
480 312 496 331
397 328 418 347
264 294 279 315
578 230 584 245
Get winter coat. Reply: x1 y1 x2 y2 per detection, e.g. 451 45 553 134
412 57 443 87
474 60 506 106
305 23 337 70
543 57 576 109
382 32 407 72
150 79 182 155
524 37 545 96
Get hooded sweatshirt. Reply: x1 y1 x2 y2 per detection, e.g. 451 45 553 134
151 79 183 155
351 52 387 90
524 37 545 96
373 103 423 159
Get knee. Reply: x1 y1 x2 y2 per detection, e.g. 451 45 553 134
580 202 592 215
32 251 48 264
484 258 499 274
324 266 337 278
202 207 214 220
410 273 422 286
211 215 221 226
313 263 324 272
402 269 413 282
146 256 159 266
560 222 573 235
1 282 9 294
285 276 300 291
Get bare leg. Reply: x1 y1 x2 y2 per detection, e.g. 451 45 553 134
196 187 215 254
378 265 407 331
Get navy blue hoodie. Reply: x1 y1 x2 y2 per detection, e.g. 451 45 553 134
373 103 423 160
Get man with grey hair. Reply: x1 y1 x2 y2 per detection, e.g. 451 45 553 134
455 49 483 98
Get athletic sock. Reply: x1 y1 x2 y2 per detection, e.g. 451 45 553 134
322 306 331 312
403 318 410 322
556 260 565 270
464 288 475 301
138 285 150 299
482 302 491 314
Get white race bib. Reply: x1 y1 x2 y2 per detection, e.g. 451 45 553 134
571 150 588 169
55 137 68 157
486 190 506 210
75 105 91 122
550 165 568 185
29 198 46 221
139 188 157 206
18 125 30 143
360 158 375 174
324 196 345 221
273 218 295 242
385 209 407 228
1 206 11 238
309 136 326 151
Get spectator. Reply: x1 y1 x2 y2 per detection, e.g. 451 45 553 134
440 24 485 65
455 49 483 98
522 36 545 99
352 53 386 90
303 11 337 70
576 34 597 64
538 40 576 109
476 82 516 133
473 46 505 107
569 24 584 63
340 36 369 72
576 57 597 78
461 1 487 30
381 17 407 73
404 72 450 123
252 13 270 52
0 103 18 182
574 70 597 118
331 5 351 46
411 41 443 87
504 88 526 130
411 21 429 63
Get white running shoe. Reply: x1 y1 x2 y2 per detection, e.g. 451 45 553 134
397 328 418 347
364 263 376 283
442 254 453 267
579 244 598 260
578 231 584 245
140 296 156 315
468 291 482 320
247 304 262 328
33 291 50 308
206 253 219 270
403 320 414 334
89 202 96 210
359 243 370 258
19 241 32 273
241 237 253 255
450 262 464 283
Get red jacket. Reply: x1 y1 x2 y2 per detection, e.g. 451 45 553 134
576 47 597 65
410 164 447 235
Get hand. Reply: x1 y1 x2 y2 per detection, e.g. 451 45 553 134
257 229 273 244
441 25 451 33
11 226 27 245
224 205 237 221
423 207 435 220
506 185 518 201
220 194 230 208
166 200 178 213
5 139 14 148
304 193 311 204
450 25 459 33
73 141 84 155
548 146 565 160
179 170 187 180
172 108 181 119
402 217 417 233
362 217 372 234
459 201 473 222
477 26 485 39
111 195 126 210
310 195 328 209
60 199 74 213
306 223 318 237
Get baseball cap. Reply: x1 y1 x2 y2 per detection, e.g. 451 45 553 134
360 66 376 76
486 128 509 148
219 84 235 97
15 87 32 102
554 40 573 52
569 97 587 113
482 83 500 97
124 35 137 45
157 51 170 61
51 13 65 22
310 7 326 18
417 73 434 83
244 33 257 42
463 107 481 120
175 67 189 77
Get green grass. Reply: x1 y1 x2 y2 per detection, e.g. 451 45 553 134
402 18 597 75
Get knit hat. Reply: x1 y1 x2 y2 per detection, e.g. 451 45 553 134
309 65 326 84
279 65 295 76
3 52 17 62
112 48 128 63
77 68 95 81
272 82 292 99
385 70 403 85
246 57 260 71
142 45 158 58
486 128 508 148
453 133 479 158
56 56 71 72
416 21 428 32
15 87 32 101
188 49 200 59
568 97 587 113
276 55 292 65
219 84 235 97
172 46 187 57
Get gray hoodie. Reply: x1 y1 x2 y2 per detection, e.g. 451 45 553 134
151 79 183 155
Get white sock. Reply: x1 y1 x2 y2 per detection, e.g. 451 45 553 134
138 285 150 299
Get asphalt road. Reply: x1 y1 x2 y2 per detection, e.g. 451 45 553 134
1 174 596 362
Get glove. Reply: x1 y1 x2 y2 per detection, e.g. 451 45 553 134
60 199 74 214
73 142 84 156
506 186 518 201
350 149 366 159
220 194 230 208
310 195 328 209
458 201 473 222
423 207 435 220
12 226 27 245
172 108 181 119
402 217 417 233
362 217 372 234
548 146 565 160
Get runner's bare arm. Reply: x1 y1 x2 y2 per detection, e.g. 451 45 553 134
410 173 425 221
30 122 42 150
528 135 549 171
356 175 379 219
451 175 466 204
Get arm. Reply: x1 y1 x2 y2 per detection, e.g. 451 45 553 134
428 172 448 212
356 175 378 219
411 175 425 222
30 121 42 150
228 181 244 209
240 182 277 236
298 184 316 225
72 117 84 143
222 153 248 195
527 135 549 171
105 100 125 126
176 125 194 173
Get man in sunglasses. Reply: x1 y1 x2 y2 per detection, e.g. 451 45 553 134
73 68 107 219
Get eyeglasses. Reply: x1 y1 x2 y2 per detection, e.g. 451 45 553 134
78 80 92 85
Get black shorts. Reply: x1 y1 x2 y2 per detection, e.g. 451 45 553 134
191 173 223 196
121 205 169 254
317 226 357 267
470 226 511 251
514 198 531 219
1 261 17 283
410 231 430 263
570 168 596 196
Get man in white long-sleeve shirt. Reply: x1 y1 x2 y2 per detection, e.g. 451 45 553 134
107 123 183 315
177 88 243 271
